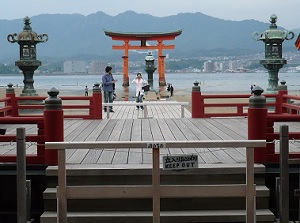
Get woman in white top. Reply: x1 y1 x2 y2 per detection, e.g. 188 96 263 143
131 72 148 110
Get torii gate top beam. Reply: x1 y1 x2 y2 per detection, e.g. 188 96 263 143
104 29 182 41
104 29 182 51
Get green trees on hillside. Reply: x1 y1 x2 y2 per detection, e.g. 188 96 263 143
0 64 19 74
165 59 204 71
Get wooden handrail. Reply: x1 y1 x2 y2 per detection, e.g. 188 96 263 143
103 101 189 118
46 139 266 223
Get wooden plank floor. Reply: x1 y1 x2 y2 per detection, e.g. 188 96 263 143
101 101 192 119
1 102 300 165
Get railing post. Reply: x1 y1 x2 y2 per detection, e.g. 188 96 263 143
248 86 268 163
44 87 64 165
277 80 288 114
26 180 32 222
246 146 256 223
57 148 67 223
6 83 18 116
144 104 148 118
152 144 160 223
17 127 26 223
92 83 102 119
192 81 203 118
181 105 184 118
279 125 289 223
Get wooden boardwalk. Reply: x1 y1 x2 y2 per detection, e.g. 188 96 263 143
1 101 300 165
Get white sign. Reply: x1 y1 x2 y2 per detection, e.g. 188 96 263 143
163 155 198 170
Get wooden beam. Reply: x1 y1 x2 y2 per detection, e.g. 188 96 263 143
65 184 249 199
109 36 178 41
112 45 175 50
46 140 266 150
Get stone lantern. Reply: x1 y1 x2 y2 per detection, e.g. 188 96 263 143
253 14 294 93
144 51 157 90
7 16 48 96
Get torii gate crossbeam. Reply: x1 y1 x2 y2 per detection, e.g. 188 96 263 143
104 29 182 86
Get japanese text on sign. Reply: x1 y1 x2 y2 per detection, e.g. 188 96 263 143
163 155 198 170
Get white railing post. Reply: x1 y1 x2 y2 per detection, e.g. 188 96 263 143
57 149 67 223
246 146 255 223
106 109 110 119
152 144 160 223
17 127 26 223
181 105 184 118
144 104 148 118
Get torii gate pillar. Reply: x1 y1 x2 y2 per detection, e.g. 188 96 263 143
104 29 182 87
122 55 129 86
158 55 166 86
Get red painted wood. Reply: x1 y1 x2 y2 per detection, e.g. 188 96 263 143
44 109 64 165
248 107 268 163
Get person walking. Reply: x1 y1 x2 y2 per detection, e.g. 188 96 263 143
84 85 89 96
102 66 118 112
170 84 174 97
250 83 256 94
132 72 148 110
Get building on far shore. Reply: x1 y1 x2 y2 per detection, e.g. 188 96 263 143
88 61 116 74
64 60 116 74
203 60 214 73
63 61 87 74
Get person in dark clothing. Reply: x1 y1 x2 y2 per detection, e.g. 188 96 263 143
85 86 89 96
0 128 6 135
250 83 256 94
102 66 118 112
170 84 174 96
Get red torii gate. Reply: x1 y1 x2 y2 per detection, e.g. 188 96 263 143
104 29 182 86
295 33 300 50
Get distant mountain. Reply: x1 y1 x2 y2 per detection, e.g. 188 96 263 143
0 11 298 63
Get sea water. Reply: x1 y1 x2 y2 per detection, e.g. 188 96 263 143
1 72 300 94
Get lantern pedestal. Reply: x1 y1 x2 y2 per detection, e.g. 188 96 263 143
16 60 41 97
144 52 158 99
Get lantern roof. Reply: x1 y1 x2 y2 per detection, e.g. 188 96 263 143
145 51 155 61
252 14 294 42
7 16 48 44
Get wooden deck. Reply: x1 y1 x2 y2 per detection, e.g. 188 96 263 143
1 101 300 165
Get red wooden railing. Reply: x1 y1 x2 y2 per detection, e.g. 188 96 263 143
191 91 281 118
0 85 102 165
0 117 45 164
191 82 300 163
265 114 300 163
0 87 102 119
0 97 13 117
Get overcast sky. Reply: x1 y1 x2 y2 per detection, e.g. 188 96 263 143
1 0 299 30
